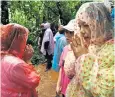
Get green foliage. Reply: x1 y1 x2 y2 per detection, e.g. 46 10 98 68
31 46 46 65
9 1 86 65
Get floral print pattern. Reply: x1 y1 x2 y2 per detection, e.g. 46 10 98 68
66 39 114 97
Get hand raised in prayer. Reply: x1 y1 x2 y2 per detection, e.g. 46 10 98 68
23 44 34 62
70 34 88 58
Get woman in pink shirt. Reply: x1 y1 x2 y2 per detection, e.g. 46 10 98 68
1 23 40 97
56 20 76 97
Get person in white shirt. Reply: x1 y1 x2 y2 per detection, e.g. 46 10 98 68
40 22 54 71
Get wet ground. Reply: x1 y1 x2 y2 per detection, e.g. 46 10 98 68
35 64 59 97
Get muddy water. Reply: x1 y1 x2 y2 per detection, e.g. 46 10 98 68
35 64 59 97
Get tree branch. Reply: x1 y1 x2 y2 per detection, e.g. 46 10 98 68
44 3 59 16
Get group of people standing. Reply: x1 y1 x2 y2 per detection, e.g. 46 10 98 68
39 2 114 97
1 2 114 97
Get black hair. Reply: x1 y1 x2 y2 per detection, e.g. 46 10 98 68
111 5 114 8
59 28 65 34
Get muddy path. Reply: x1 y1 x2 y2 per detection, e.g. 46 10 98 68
35 64 59 97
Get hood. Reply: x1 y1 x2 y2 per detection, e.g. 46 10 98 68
44 22 50 29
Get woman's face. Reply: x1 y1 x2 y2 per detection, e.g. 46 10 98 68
80 25 91 48
65 31 74 43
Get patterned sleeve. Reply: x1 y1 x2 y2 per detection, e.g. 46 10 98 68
64 51 76 79
75 54 96 89
66 41 114 97
66 54 95 97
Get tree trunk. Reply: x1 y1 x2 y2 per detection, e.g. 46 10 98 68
56 2 64 24
56 2 69 25
1 1 9 25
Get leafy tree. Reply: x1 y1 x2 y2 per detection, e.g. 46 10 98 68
8 1 89 65
1 1 9 24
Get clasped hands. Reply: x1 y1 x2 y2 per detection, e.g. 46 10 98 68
23 44 34 62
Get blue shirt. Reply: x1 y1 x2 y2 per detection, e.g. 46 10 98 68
111 8 115 28
52 34 67 72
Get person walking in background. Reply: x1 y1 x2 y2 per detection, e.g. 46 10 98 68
40 22 54 71
53 25 64 49
52 25 67 72
1 23 40 97
38 23 46 49
51 22 57 36
53 25 63 42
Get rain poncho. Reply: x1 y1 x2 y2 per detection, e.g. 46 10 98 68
66 2 114 97
1 23 40 97
52 33 67 72
41 22 54 55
